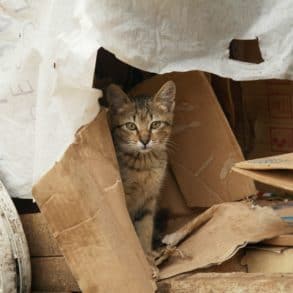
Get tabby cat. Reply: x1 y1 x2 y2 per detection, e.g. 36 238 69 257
106 81 176 259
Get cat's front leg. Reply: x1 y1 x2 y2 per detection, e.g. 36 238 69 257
134 197 156 255
134 197 159 279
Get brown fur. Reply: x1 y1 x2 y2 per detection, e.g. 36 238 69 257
106 81 176 256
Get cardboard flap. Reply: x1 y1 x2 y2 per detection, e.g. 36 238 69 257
131 71 255 207
233 153 293 192
235 153 293 170
158 202 293 280
33 110 155 293
232 169 293 192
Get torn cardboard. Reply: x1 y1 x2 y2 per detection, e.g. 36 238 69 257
33 110 155 293
233 153 293 192
157 202 292 280
256 198 293 246
131 71 255 207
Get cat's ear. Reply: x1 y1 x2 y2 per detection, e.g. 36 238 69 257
153 80 176 112
106 84 130 112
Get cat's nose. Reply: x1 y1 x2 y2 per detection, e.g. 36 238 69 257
140 138 150 147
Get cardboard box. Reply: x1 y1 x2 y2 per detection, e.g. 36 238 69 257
241 80 293 159
130 71 255 207
32 71 292 292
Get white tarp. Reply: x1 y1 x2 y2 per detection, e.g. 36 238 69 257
0 0 293 198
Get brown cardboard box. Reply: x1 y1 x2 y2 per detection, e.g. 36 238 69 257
131 71 255 207
241 80 293 159
33 72 293 292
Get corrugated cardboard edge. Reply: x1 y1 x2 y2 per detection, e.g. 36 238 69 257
235 153 293 170
232 168 293 192
32 109 155 293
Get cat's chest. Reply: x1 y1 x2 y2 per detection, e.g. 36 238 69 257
122 166 166 197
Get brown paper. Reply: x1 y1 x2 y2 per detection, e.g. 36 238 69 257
158 202 292 279
33 110 154 293
233 153 293 192
131 71 255 207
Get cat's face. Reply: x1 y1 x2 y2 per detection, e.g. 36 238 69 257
107 81 176 153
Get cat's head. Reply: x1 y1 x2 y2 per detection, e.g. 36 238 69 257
107 81 176 153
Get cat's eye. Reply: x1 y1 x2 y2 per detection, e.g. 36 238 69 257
125 122 137 131
151 121 162 129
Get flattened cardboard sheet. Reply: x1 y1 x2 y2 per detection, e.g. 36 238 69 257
158 202 292 280
233 153 293 192
235 153 293 170
131 71 255 207
33 110 154 293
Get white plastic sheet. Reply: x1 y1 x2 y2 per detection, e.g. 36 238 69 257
0 0 292 198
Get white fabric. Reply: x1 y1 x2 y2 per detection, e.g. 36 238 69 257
0 0 292 198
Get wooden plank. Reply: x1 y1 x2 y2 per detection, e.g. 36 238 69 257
31 257 79 292
21 213 61 257
158 273 293 293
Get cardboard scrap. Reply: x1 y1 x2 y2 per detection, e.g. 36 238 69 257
235 152 293 170
131 71 255 207
157 202 293 280
31 257 79 292
233 153 293 192
263 234 293 247
33 110 155 293
21 213 61 257
258 200 293 247
242 247 293 273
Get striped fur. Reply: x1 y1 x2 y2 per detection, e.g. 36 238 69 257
107 81 176 256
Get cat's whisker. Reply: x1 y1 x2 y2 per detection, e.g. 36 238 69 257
107 80 176 256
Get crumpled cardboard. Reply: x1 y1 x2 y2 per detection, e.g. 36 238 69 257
33 110 155 293
158 201 293 280
131 71 255 207
233 153 293 192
